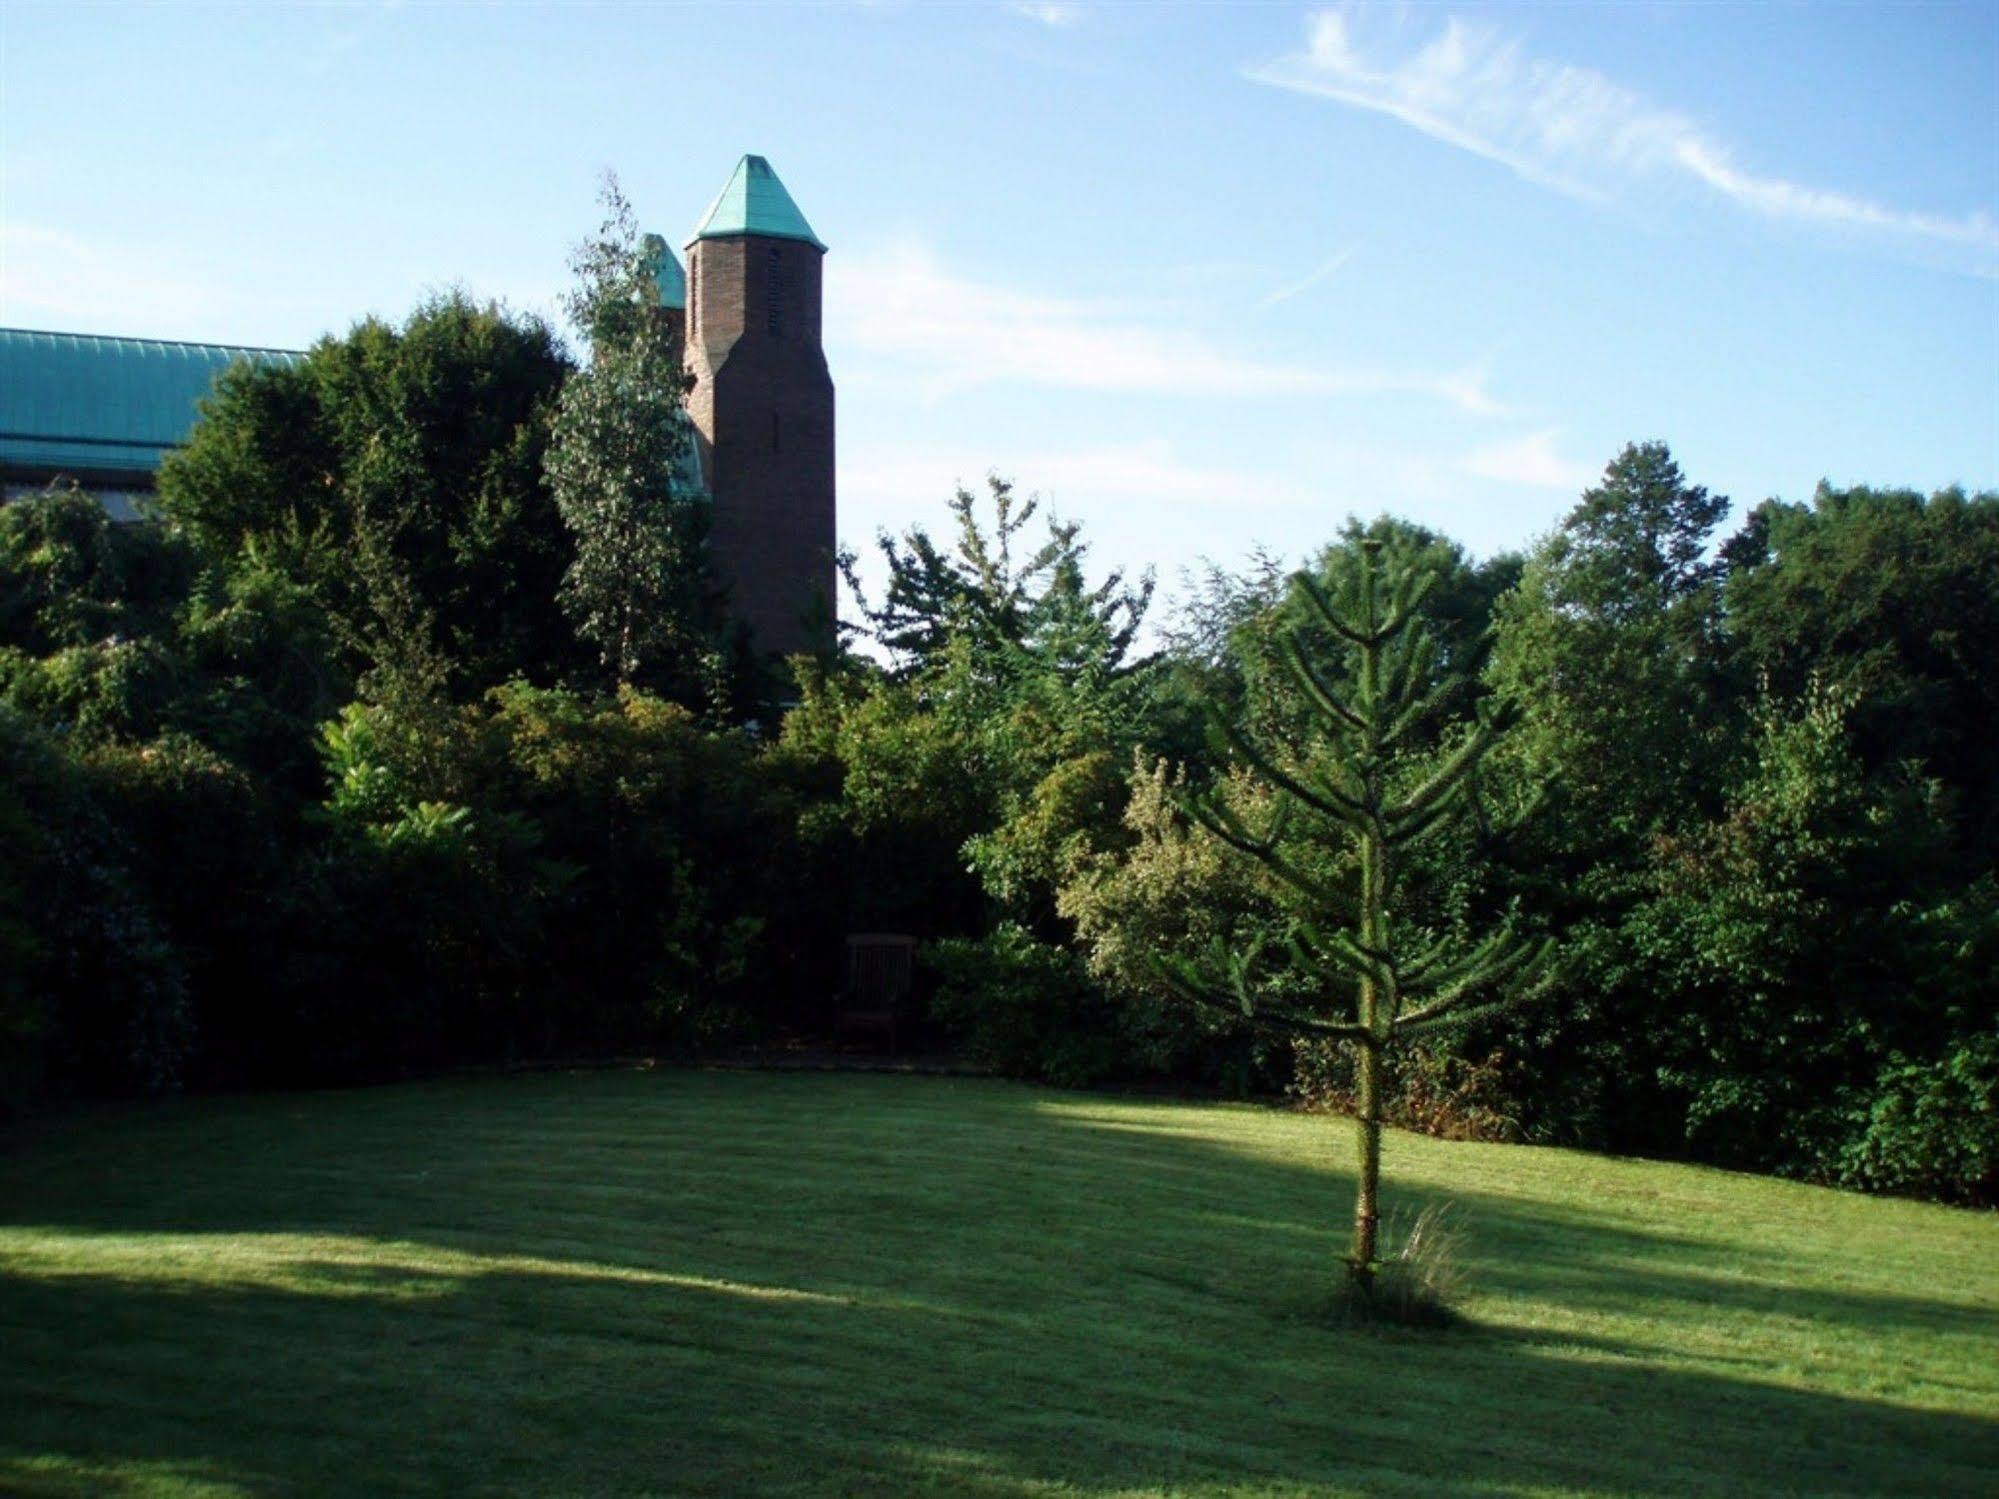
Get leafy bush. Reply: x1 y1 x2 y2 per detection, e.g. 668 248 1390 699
1290 1041 1522 1143
0 717 53 1112
0 639 185 745
477 683 782 1047
1058 756 1292 1092
0 709 193 1097
1834 1031 1999 1206
928 923 1123 1088
1615 685 1992 1182
0 482 192 652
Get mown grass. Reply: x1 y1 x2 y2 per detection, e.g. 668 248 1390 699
1 1069 1994 1496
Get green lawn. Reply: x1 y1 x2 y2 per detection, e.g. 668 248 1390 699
1 1071 1994 1496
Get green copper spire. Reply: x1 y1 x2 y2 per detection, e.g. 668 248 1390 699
641 233 686 310
689 156 825 251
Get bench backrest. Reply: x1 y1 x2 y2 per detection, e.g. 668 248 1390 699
845 933 917 1008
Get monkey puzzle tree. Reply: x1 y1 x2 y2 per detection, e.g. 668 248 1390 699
1159 538 1557 1293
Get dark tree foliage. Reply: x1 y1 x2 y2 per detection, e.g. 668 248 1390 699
1474 445 1741 1149
1555 440 1729 606
156 292 578 697
1625 683 1997 1192
1491 442 1735 850
0 266 795 1100
0 484 193 654
801 480 1158 946
1160 547 1290 679
812 482 1171 1084
0 489 207 757
1724 484 1999 860
1469 449 1996 1201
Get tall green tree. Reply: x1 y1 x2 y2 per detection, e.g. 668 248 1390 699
155 292 575 697
1479 443 1735 1147
1490 442 1732 848
546 176 715 690
1161 539 1556 1289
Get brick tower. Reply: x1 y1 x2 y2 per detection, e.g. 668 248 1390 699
684 156 836 658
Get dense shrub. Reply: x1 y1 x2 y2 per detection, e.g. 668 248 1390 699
1057 757 1289 1093
0 710 193 1098
928 924 1125 1088
77 734 290 1086
474 683 788 1046
0 483 192 653
1833 1030 1999 1205
1289 1043 1522 1144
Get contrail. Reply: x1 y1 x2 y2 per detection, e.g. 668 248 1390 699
1259 249 1354 308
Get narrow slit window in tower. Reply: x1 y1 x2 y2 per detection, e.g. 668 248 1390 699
765 246 785 337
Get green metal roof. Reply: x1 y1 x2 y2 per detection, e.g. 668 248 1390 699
688 156 825 251
0 327 300 480
642 233 687 310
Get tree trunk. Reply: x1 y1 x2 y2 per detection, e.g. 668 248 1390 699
1349 543 1387 1287
1350 1036 1383 1282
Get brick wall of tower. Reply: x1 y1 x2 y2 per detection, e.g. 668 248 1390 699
684 233 836 659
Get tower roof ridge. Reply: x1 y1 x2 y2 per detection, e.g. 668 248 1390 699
689 155 825 252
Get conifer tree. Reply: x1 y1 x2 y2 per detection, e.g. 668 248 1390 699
844 476 1152 681
1160 538 1558 1291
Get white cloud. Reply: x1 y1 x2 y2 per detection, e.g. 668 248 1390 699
1009 3 1082 28
1249 7 1999 272
1670 136 1997 252
828 242 1505 414
1462 428 1596 492
0 224 228 332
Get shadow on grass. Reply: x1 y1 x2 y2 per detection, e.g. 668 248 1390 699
2 1071 1995 1496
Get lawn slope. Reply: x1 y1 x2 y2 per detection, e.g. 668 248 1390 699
2 1070 1994 1496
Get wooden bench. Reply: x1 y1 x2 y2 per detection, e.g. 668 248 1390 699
835 934 918 1053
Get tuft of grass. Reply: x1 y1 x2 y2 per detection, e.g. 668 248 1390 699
1333 1203 1468 1329
2 1071 1996 1496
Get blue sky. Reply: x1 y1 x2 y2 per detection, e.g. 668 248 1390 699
4 1 1995 604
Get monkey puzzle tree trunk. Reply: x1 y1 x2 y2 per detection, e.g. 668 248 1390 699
1348 554 1389 1286
1351 1035 1384 1280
